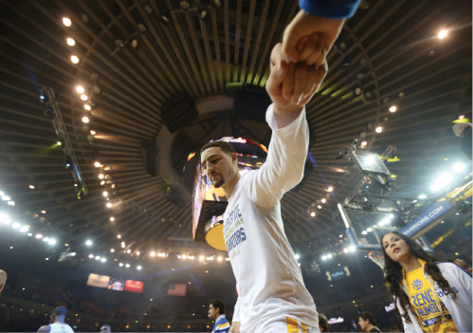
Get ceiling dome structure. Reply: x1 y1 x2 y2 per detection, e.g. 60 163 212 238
0 0 471 262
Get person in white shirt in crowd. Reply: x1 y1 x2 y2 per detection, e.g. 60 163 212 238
199 15 342 328
37 306 74 333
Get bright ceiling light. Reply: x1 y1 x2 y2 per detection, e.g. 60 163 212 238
136 251 140 255
110 248 115 253
378 221 385 226
0 214 11 225
76 86 84 94
418 194 426 199
119 263 124 267
41 210 46 214
349 245 355 252
66 38 75 46
20 226 29 232
343 248 349 253
27 233 33 237
43 237 49 242
71 55 80 64
322 255 327 260
327 186 333 192
94 162 101 168
101 258 106 262
106 202 112 208
150 252 155 257
98 174 104 179
88 254 94 259
80 94 88 101
362 230 367 235
36 234 43 239
375 126 383 133
85 240 92 246
100 180 105 185
95 256 101 260
389 106 397 112
327 254 333 259
82 117 89 124
29 185 35 189
452 163 465 173
84 104 91 111
295 254 300 260
62 17 72 26
12 222 21 229
321 198 326 203
49 239 56 245
103 191 108 197
367 228 373 232
110 217 115 221
438 30 447 39
117 234 121 239
431 172 454 191
2 196 11 201
125 264 130 268
7 201 14 206
90 130 96 135
360 141 367 147
217 256 223 261
127 249 131 253
310 212 316 217
317 205 322 209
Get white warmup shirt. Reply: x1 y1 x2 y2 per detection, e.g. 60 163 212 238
223 104 318 332
49 323 74 333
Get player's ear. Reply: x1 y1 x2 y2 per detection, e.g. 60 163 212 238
231 152 238 164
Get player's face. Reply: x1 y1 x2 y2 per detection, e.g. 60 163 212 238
208 304 218 320
358 317 368 331
201 147 236 188
382 233 411 263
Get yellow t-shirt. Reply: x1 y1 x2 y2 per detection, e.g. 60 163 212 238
405 266 458 332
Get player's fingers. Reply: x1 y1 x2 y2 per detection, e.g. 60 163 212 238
282 24 303 63
302 64 318 101
282 62 295 100
296 36 309 54
313 37 327 67
305 37 325 66
299 33 319 63
291 62 309 104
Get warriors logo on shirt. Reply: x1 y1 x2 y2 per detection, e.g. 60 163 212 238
412 279 423 290
224 204 247 253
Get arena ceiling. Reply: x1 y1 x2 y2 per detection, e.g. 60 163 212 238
0 0 471 262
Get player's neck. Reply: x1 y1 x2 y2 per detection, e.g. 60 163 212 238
223 171 241 199
365 323 375 332
400 254 421 273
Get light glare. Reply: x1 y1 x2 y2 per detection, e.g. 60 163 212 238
71 55 79 64
62 17 72 26
375 126 383 133
66 38 75 46
431 172 454 191
452 163 465 173
438 30 447 39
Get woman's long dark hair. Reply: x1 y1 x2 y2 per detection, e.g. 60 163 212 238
380 231 456 323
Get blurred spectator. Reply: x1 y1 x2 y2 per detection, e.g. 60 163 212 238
358 312 382 332
318 314 332 332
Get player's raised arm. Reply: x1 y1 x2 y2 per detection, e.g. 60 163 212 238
242 41 327 207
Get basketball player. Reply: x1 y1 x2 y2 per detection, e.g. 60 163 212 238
200 38 328 331
37 306 74 333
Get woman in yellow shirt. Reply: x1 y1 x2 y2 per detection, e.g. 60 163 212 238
381 231 471 333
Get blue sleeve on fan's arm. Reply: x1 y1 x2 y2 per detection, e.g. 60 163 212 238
299 0 362 19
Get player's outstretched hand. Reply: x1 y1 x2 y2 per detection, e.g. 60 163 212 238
266 41 327 123
282 10 344 66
